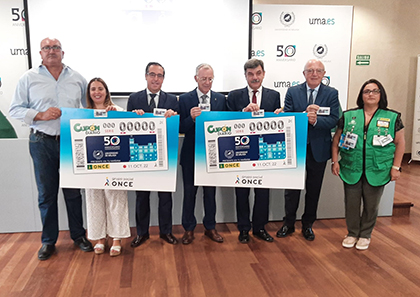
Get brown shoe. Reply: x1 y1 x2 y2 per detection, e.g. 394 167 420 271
205 229 224 243
182 231 194 245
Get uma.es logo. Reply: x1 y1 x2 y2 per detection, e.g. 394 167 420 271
251 49 265 57
10 48 28 55
309 17 335 25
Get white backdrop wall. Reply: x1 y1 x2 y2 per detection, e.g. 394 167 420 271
252 4 352 110
0 0 29 138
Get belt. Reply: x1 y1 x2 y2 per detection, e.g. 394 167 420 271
30 128 60 140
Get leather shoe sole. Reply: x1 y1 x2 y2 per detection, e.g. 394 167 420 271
38 244 55 261
276 225 295 238
131 234 150 248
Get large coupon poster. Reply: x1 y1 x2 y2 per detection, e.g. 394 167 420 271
195 112 308 189
60 108 179 191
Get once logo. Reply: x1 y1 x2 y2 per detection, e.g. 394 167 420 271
280 12 295 27
252 12 262 25
313 44 328 58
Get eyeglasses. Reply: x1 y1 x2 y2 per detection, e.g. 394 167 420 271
197 77 214 82
41 45 62 51
304 69 324 74
362 89 380 95
147 72 164 79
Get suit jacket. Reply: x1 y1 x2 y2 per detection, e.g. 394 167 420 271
179 88 226 166
226 87 280 112
127 89 179 113
284 82 339 163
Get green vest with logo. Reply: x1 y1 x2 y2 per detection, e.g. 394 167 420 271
339 108 398 186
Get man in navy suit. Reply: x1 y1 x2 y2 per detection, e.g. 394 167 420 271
277 59 339 241
127 62 179 247
179 63 226 245
227 58 282 243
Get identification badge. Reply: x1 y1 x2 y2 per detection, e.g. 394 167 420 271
377 119 390 128
94 110 108 117
153 108 167 116
339 132 358 149
317 107 330 115
252 110 264 117
199 103 211 111
373 135 393 146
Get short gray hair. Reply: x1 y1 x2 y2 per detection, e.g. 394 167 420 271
195 63 213 76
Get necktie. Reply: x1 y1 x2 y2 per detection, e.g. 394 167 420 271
252 90 257 104
201 94 208 104
309 89 314 104
149 93 157 111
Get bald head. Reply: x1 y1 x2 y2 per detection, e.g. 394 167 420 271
39 37 64 69
303 59 326 89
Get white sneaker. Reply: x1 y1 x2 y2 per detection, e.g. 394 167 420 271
342 236 358 248
355 238 371 250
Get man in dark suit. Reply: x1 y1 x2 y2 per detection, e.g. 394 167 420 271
227 58 282 243
127 62 179 247
277 59 339 241
179 63 226 245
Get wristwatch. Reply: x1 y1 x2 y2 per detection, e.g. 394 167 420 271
392 165 401 172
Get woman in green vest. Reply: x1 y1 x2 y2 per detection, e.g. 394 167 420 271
331 79 405 250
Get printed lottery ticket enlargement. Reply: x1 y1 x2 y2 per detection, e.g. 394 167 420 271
70 118 168 174
204 116 297 173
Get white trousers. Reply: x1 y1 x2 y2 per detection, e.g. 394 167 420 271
85 189 131 240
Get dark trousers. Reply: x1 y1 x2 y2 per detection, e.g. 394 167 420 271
284 145 327 228
29 132 85 244
343 176 384 238
181 164 217 231
236 187 270 232
135 191 172 236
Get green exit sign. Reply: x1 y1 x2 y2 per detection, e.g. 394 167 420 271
356 54 370 66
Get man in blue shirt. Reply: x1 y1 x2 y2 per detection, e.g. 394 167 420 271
9 37 93 260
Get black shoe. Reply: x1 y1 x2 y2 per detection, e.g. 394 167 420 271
253 229 274 242
74 236 93 252
38 244 55 261
302 227 315 241
160 233 178 245
238 231 250 244
276 225 295 238
131 234 150 248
